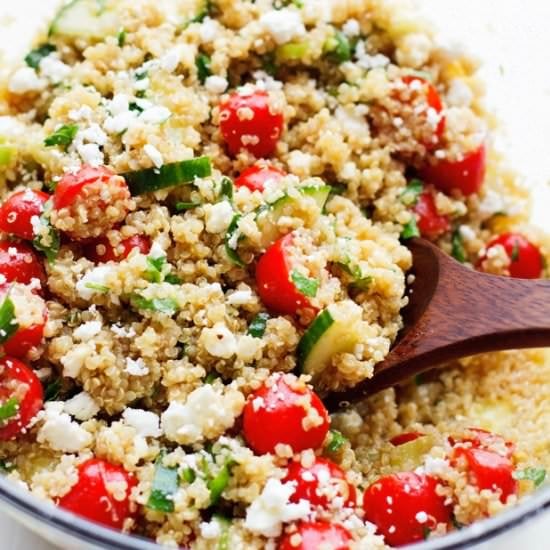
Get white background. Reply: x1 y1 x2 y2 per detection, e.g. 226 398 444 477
0 1 549 548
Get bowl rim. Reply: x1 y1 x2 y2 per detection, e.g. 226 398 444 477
0 474 549 549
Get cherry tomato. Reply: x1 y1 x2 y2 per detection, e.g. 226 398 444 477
3 323 45 358
479 233 543 279
400 75 445 147
219 90 284 158
283 457 357 509
243 373 330 455
278 522 352 550
449 428 515 459
420 143 486 197
0 357 43 441
0 241 46 290
0 190 50 241
58 458 137 529
390 432 425 446
413 192 450 240
234 164 286 192
452 447 517 503
363 472 451 547
256 233 315 317
84 235 152 263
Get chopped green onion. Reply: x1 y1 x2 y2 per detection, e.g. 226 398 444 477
291 270 319 298
164 273 182 285
32 200 60 264
24 43 56 70
323 30 352 63
147 455 179 513
224 214 245 267
0 397 19 423
130 294 179 316
0 297 18 345
175 201 201 212
513 467 546 487
276 42 309 62
44 124 79 149
400 179 424 207
44 379 62 402
196 53 212 84
219 177 234 202
205 372 219 384
248 312 269 338
85 282 109 293
145 256 166 283
451 229 467 263
326 429 347 452
181 467 196 484
401 217 420 240
208 459 235 505
117 28 126 47
123 157 212 195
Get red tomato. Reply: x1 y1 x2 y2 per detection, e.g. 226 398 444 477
278 522 352 550
53 165 125 210
283 457 357 509
58 458 138 529
0 357 43 441
452 447 517 503
0 190 50 241
219 90 284 158
400 75 445 147
3 320 46 358
0 241 46 290
243 374 330 455
390 432 425 446
363 473 451 547
420 144 486 197
449 428 515 459
480 233 543 279
256 233 314 316
234 164 286 192
84 235 152 263
413 192 450 239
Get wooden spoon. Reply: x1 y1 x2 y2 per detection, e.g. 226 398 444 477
324 237 550 412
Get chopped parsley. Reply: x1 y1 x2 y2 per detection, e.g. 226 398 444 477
44 379 62 402
44 124 79 149
219 177 234 202
0 398 19 423
130 294 179 316
513 467 546 487
400 179 424 207
32 200 60 263
24 43 56 70
147 455 179 513
401 217 420 240
0 296 19 345
180 467 196 484
196 53 212 84
291 271 319 298
207 458 235 505
175 201 201 212
350 276 374 292
0 459 15 472
164 273 182 285
128 101 144 113
84 282 109 293
117 28 127 47
248 312 269 338
261 52 277 76
225 214 245 268
323 30 352 63
326 429 347 453
451 229 467 263
145 256 166 283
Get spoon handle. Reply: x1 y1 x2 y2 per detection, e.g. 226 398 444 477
326 239 550 410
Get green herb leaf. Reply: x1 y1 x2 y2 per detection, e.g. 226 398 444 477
451 229 467 263
85 282 109 293
130 294 179 316
0 459 15 472
422 526 432 540
44 180 58 192
350 276 374 292
128 101 144 113
44 379 62 402
513 467 547 487
400 179 424 207
0 397 19 423
291 270 319 298
147 456 179 513
511 241 520 262
145 256 166 283
261 52 277 76
329 183 347 196
219 177 234 202
25 44 56 70
181 467 196 484
208 460 235 505
32 200 61 263
44 124 79 149
135 69 148 81
326 429 347 452
0 297 18 345
401 217 420 240
164 273 182 285
324 30 352 63
248 312 269 338
188 0 214 24
117 28 127 47
196 53 212 84
175 201 201 212
224 214 245 268
205 372 219 384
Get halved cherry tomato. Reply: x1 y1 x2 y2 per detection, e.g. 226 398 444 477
279 522 352 550
3 322 45 358
256 233 314 316
420 144 486 197
234 164 286 192
0 241 46 290
400 75 445 147
413 192 450 240
448 428 515 459
390 432 425 447
219 90 284 158
363 472 451 547
0 356 43 441
0 190 50 241
84 235 152 263
283 457 357 509
243 373 330 455
479 233 543 279
452 447 517 503
58 458 137 529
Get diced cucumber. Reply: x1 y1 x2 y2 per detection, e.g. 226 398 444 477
0 144 16 167
389 434 435 470
297 301 363 380
49 0 120 40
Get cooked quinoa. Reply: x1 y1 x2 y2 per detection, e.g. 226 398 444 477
0 0 548 548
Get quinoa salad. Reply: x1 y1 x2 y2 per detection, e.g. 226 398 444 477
0 0 548 548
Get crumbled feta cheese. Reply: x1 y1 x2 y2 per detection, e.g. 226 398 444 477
143 144 164 168
447 79 474 107
205 201 234 234
287 150 314 176
76 265 114 299
342 19 360 37
63 392 100 421
236 334 263 362
200 519 222 539
73 320 102 341
200 322 237 358
199 18 218 42
396 33 433 69
140 106 171 125
125 357 149 376
39 55 71 84
8 67 46 94
76 143 104 167
68 105 93 122
109 94 130 116
260 9 306 45
148 240 165 259
477 190 506 218
79 124 108 146
227 289 253 305
60 343 93 378
244 479 311 537
104 111 136 135
122 408 161 437
160 46 184 72
335 106 369 136
459 224 477 242
37 402 92 452
205 75 228 94
111 324 136 338
355 41 390 70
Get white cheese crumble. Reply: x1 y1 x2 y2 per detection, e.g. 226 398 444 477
260 9 306 45
160 46 184 72
244 479 311 537
227 289 253 305
39 55 71 84
8 67 46 94
63 392 100 421
447 79 474 107
37 402 92 452
68 105 93 122
76 265 114 300
355 41 390 70
199 519 222 539
143 144 164 168
342 19 360 37
77 143 104 167
140 106 171 125
205 201 234 234
199 322 237 358
205 75 228 94
199 18 218 43
125 357 149 376
396 33 433 69
122 408 161 437
60 343 93 378
73 320 102 341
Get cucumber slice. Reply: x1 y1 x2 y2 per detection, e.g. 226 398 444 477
123 157 212 195
49 0 120 40
297 301 363 380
